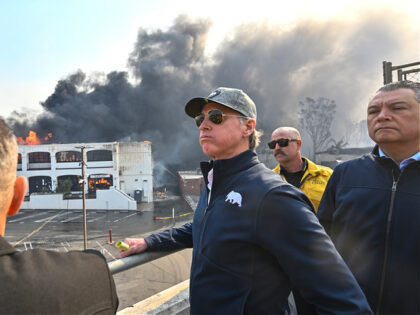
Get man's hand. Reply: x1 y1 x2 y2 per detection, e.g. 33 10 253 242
119 238 148 258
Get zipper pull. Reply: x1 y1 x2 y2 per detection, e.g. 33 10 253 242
391 168 399 191
392 181 397 191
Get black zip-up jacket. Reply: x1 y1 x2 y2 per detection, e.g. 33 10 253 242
146 150 372 314
317 146 420 314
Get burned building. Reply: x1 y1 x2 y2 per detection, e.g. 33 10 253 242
17 141 153 210
178 170 205 196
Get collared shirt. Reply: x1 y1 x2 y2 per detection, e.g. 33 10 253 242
207 168 213 203
378 147 420 171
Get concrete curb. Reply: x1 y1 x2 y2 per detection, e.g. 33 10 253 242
118 280 189 315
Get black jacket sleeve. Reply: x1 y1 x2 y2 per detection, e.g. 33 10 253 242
145 222 193 251
256 186 372 314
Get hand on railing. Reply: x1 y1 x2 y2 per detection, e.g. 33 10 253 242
108 248 182 275
118 238 148 258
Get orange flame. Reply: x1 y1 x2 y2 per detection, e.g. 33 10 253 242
88 176 113 190
44 133 53 141
17 131 53 145
97 178 111 184
17 131 41 145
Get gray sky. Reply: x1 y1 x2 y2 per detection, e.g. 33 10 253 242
1 0 418 118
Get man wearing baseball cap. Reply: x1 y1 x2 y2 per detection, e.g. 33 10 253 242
120 87 372 314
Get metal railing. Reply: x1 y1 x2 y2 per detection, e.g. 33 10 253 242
383 61 420 84
108 249 181 275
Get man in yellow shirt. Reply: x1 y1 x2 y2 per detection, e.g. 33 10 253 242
270 127 332 212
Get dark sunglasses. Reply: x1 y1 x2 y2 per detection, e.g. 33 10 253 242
267 138 298 149
194 109 244 127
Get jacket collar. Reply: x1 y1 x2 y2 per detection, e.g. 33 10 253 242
200 150 259 186
371 145 383 159
273 157 319 177
279 158 307 174
371 145 397 167
371 145 420 170
0 236 17 256
303 157 320 176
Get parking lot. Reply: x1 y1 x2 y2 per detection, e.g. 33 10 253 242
5 194 194 261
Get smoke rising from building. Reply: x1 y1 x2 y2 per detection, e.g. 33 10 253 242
7 11 418 171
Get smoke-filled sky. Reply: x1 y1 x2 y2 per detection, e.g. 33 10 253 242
1 0 419 168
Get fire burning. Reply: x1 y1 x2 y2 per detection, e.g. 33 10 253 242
17 131 53 145
17 131 40 145
44 133 53 141
88 175 113 191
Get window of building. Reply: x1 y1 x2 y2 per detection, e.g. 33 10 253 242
56 151 82 162
28 176 52 194
28 152 51 163
57 175 83 192
88 174 113 192
18 153 22 164
87 150 112 162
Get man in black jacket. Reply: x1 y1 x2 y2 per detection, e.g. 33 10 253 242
0 118 118 314
317 80 420 314
120 87 372 314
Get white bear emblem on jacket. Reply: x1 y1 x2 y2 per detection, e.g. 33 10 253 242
225 191 242 207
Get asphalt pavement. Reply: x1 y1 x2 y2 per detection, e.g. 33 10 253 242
5 193 194 258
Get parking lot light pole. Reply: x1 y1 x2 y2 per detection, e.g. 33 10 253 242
76 146 88 250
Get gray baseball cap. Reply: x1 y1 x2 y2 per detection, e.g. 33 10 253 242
185 87 257 119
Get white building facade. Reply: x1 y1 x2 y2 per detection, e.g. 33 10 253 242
17 141 153 210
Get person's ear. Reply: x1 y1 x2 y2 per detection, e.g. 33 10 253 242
7 176 27 217
297 139 302 150
243 119 256 136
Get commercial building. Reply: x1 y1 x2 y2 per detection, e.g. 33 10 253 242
17 141 153 210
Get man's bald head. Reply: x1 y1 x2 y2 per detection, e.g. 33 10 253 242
270 126 303 172
271 127 301 140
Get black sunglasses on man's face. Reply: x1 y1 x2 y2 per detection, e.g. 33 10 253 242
267 138 298 149
194 109 245 127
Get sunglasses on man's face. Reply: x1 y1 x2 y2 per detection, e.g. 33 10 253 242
194 109 242 127
267 138 298 149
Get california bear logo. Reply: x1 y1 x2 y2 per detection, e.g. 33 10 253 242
225 191 242 207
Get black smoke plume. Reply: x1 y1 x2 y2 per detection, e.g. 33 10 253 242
8 11 418 174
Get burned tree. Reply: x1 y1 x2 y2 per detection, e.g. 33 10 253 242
299 97 336 161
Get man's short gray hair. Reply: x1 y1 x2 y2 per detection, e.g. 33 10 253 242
377 80 420 103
